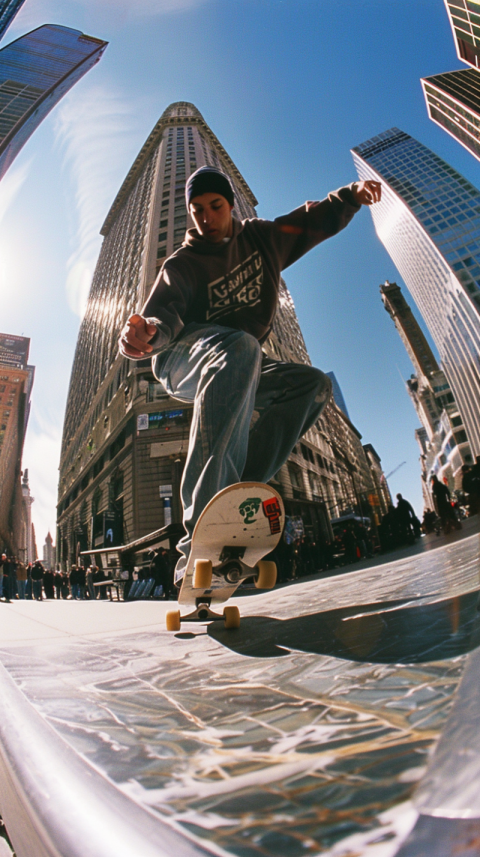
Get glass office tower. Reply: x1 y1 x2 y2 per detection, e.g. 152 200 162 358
0 24 107 180
352 127 480 456
445 0 480 68
422 68 480 162
0 0 26 41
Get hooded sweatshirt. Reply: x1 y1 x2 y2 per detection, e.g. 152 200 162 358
141 184 361 358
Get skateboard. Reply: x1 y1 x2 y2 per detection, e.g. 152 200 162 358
166 482 284 631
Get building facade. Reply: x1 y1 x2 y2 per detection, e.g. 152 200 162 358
42 531 55 569
444 0 480 68
0 24 107 181
58 102 379 567
362 443 393 520
352 128 480 460
380 280 472 497
0 0 26 41
0 333 34 556
422 69 480 163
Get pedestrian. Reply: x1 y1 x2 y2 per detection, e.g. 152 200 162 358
77 564 86 600
60 570 70 599
31 561 44 600
149 549 170 599
54 567 62 599
16 559 27 599
422 509 437 534
380 505 401 551
26 563 33 599
2 555 13 602
43 567 55 599
343 524 357 565
93 565 107 599
431 475 461 534
69 564 80 599
395 493 416 544
9 556 18 598
118 167 381 586
86 565 95 600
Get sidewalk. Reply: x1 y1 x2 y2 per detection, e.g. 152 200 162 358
296 513 480 585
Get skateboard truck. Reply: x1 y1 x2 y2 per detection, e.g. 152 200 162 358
166 601 241 630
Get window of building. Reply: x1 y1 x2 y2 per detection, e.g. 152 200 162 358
288 465 303 490
93 456 104 478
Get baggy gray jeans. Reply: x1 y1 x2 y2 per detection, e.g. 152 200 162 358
153 322 332 580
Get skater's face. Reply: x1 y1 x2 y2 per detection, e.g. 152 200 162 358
189 192 234 242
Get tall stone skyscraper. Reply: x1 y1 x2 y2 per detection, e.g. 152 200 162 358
58 102 377 566
352 128 480 459
0 24 107 180
380 280 472 489
0 0 27 41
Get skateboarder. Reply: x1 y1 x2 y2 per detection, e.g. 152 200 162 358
119 166 381 582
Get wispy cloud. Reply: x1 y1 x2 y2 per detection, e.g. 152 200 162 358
0 159 31 225
54 82 137 316
0 159 32 313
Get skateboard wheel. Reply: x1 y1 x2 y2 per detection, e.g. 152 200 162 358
193 559 212 589
223 605 240 629
255 560 277 589
166 610 181 632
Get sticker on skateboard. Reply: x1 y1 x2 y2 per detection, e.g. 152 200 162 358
166 482 284 632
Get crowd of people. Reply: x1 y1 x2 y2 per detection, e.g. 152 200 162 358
0 547 176 603
0 556 113 602
2 469 477 601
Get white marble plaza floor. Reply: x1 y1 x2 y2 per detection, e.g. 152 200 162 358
0 523 479 857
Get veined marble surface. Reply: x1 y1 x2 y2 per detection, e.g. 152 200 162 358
0 531 479 857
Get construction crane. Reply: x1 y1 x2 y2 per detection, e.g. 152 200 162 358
385 461 406 480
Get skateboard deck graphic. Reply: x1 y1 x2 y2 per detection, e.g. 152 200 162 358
166 482 284 631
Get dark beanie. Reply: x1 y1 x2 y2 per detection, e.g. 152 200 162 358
185 166 235 207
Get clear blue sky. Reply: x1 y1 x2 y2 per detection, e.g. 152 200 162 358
2 0 478 543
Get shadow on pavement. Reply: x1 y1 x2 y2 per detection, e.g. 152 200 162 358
208 590 480 663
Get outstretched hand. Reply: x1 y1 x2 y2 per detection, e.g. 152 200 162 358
352 180 382 206
119 314 157 358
